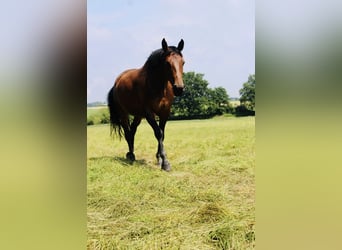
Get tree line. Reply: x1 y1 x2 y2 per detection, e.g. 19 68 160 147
171 72 255 119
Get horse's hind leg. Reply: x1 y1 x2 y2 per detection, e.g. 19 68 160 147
128 116 141 160
122 116 141 162
120 116 134 161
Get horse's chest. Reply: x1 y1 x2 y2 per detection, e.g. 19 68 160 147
149 87 174 115
155 97 170 111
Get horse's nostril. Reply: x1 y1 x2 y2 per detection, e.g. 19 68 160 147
173 85 184 96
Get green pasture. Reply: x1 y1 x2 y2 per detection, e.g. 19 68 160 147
87 107 109 125
87 116 255 249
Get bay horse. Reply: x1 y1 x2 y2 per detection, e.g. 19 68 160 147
107 38 185 171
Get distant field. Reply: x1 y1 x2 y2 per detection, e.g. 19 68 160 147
87 107 109 125
87 116 255 249
87 105 107 109
229 100 240 107
87 107 107 116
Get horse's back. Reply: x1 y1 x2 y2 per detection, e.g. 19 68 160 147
115 69 141 89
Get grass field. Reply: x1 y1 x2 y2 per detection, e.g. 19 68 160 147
87 116 255 249
87 107 109 125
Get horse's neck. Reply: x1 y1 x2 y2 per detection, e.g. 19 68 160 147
146 68 168 93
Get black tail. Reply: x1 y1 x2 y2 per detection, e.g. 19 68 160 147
107 87 123 138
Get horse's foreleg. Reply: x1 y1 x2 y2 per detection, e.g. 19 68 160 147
156 119 167 165
145 113 171 171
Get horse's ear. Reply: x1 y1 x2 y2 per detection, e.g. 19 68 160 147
162 38 168 52
177 39 184 51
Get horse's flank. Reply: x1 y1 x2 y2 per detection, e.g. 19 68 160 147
114 68 148 117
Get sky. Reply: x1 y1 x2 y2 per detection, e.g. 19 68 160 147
87 0 255 102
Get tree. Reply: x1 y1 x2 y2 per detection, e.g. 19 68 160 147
207 87 230 115
172 72 231 118
173 72 210 117
239 74 255 111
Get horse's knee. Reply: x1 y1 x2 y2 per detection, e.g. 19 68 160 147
154 129 163 140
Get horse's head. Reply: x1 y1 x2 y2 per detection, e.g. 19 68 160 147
162 38 185 96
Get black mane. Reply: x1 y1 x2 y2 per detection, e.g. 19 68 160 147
144 46 183 71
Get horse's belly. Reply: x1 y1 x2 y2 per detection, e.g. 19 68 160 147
119 98 145 116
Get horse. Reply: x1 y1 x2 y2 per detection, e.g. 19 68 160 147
107 38 185 171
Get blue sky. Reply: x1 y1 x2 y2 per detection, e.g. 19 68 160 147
87 0 254 102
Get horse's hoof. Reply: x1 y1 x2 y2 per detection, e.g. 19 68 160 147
161 162 171 172
126 152 135 161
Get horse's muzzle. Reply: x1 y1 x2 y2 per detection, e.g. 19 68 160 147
173 85 184 96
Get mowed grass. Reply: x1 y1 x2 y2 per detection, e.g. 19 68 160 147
87 116 255 249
